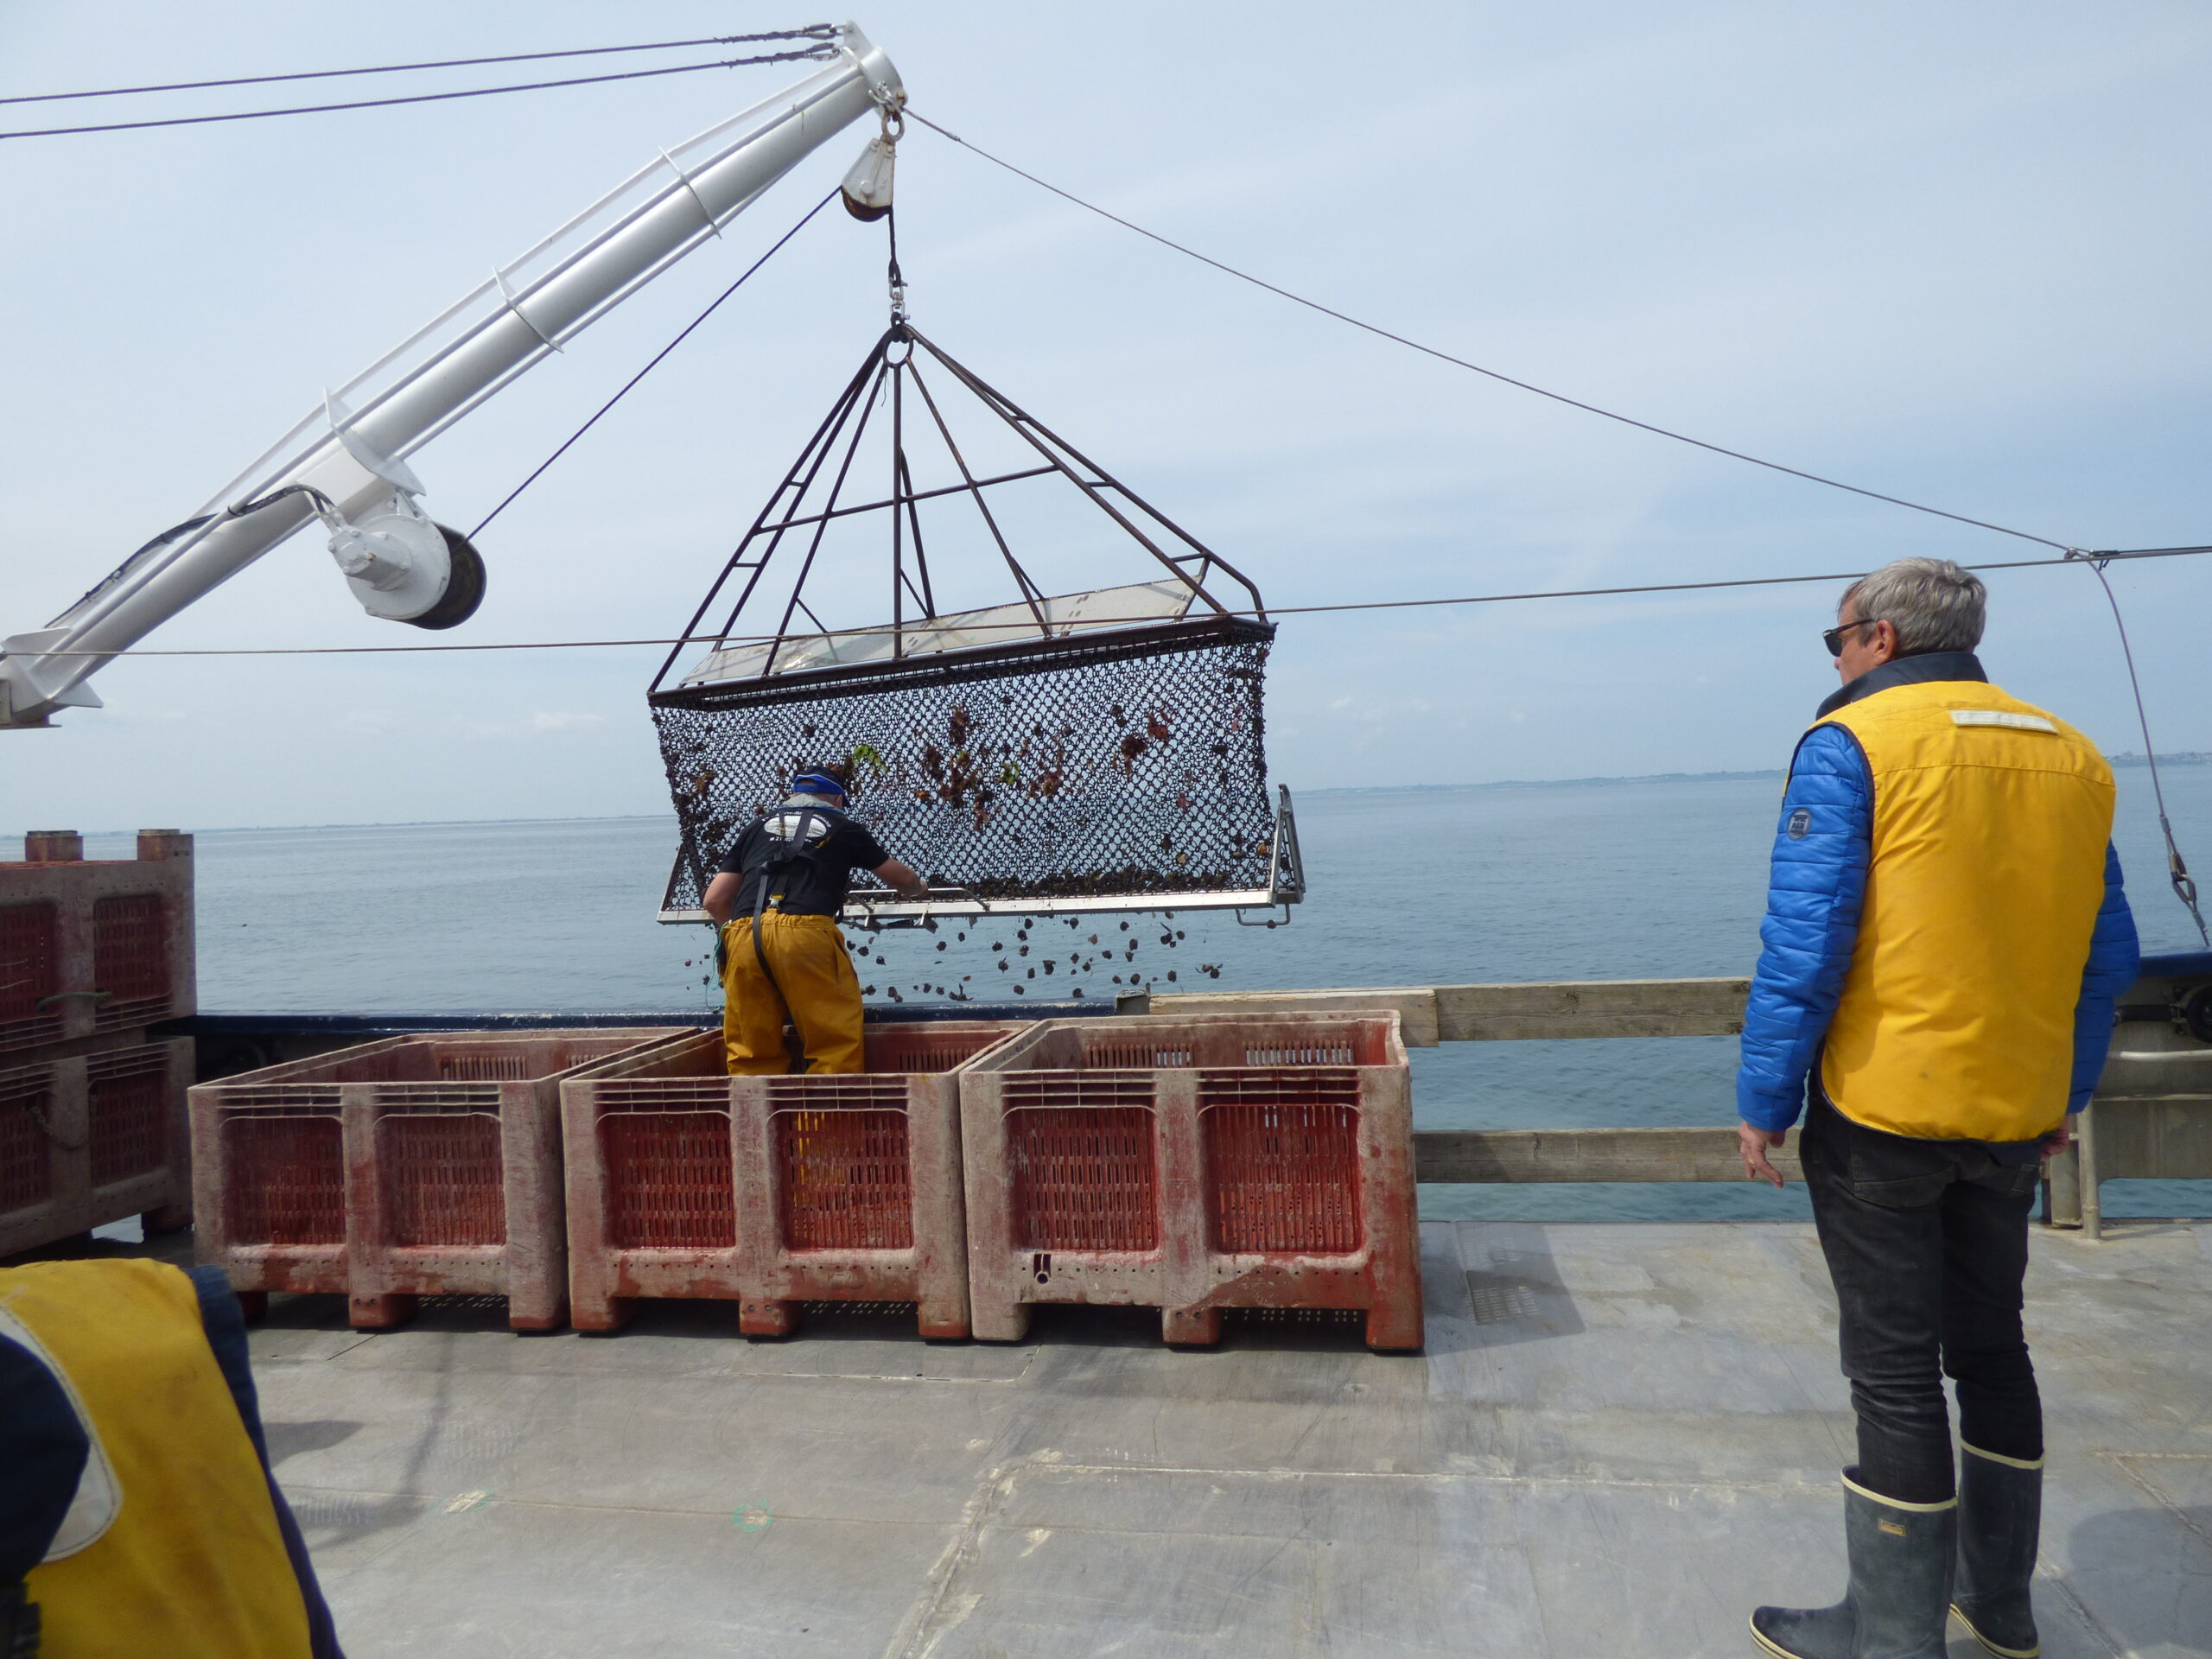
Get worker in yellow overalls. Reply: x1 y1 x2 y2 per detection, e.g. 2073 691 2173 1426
1 1257 343 1657
702 766 927 1076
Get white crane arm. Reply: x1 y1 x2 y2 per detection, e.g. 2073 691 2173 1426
1 23 901 728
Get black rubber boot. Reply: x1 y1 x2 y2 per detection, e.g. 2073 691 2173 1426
1750 1471 1957 1659
1951 1442 2043 1657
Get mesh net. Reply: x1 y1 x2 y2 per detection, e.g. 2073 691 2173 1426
647 325 1287 918
652 619 1278 911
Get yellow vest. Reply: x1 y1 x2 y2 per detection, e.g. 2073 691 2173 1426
1812 679 2113 1141
4 1259 314 1659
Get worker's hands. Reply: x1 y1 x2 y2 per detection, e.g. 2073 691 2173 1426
2044 1116 2075 1157
1738 1122 1789 1189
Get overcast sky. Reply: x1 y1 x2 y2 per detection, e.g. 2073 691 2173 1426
3 1 2209 836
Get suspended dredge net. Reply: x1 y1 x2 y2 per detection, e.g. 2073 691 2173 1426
654 615 1277 912
648 322 1298 919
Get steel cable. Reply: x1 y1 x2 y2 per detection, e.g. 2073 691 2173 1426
0 50 838 141
0 29 836 105
2067 553 2212 944
469 188 842 540
29 545 2211 657
904 109 2075 555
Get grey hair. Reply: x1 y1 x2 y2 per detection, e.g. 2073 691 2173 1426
1840 557 1986 653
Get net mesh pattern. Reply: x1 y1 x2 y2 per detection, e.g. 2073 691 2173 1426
654 625 1276 910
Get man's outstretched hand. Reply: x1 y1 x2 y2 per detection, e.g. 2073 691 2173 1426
1739 1122 1789 1189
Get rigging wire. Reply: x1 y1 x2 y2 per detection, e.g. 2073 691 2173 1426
11 79 2200 930
0 50 837 142
0 29 836 105
904 109 2073 555
469 188 841 540
30 544 2211 657
2067 553 2211 945
905 107 2212 941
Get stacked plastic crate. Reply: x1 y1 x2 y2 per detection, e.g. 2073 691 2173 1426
957 1012 1422 1350
0 830 197 1257
562 1021 1019 1338
190 1029 696 1328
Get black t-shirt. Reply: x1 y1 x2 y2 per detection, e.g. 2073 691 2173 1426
716 801 891 918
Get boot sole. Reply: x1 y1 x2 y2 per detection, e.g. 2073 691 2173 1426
1951 1604 2039 1659
1746 1614 1813 1659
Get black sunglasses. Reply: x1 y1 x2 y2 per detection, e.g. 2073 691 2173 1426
1821 619 1880 658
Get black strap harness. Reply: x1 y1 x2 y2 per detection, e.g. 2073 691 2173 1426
728 801 843 1019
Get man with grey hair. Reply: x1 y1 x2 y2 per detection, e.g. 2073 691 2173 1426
1735 557 2139 1658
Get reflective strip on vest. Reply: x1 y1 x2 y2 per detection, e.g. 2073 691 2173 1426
1950 709 2057 734
0 1304 121 1560
1813 680 2113 1141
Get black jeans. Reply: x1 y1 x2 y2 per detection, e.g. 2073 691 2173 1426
1800 1090 2045 1503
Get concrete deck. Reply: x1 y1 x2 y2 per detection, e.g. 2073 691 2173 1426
213 1221 2212 1656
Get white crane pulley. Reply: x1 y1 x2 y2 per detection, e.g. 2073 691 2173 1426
1 23 904 728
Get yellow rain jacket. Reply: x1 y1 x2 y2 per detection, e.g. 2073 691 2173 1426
1738 653 2138 1142
0 1258 338 1658
1815 678 2115 1141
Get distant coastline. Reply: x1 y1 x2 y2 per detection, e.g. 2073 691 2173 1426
1309 771 1785 794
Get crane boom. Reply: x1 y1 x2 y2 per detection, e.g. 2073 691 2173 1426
1 22 902 729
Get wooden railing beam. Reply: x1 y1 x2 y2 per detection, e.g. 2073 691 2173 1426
1414 1126 1798 1185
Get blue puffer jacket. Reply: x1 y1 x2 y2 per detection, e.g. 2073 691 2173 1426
1737 667 2141 1135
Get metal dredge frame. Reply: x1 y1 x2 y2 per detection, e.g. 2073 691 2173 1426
648 323 1304 923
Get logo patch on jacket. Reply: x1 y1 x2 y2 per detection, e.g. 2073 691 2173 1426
1786 808 1813 841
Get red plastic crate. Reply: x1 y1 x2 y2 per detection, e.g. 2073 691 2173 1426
92 893 170 1033
0 831 193 1059
87 1042 172 1187
958 1013 1421 1350
189 1030 694 1329
0 1039 193 1257
223 1114 346 1246
0 1060 57 1217
562 1021 1018 1338
0 903 63 1054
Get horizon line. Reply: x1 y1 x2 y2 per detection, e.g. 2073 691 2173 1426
16 753 2205 840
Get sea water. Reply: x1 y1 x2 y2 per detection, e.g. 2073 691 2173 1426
79 764 2212 1223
